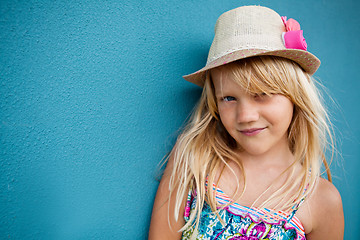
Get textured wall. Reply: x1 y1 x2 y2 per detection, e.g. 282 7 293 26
1 0 359 239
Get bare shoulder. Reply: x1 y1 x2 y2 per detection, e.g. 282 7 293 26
306 177 344 240
309 178 342 212
148 150 185 239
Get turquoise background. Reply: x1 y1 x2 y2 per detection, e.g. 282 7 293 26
1 0 359 239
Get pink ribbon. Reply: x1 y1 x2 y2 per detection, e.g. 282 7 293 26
281 16 307 51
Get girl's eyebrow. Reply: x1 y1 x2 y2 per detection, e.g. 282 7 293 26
215 91 223 99
215 86 226 97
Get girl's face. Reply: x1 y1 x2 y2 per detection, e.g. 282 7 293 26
211 68 294 157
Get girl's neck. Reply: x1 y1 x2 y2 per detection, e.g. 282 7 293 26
235 137 295 170
217 145 299 209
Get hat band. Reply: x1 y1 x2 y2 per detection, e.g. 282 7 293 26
207 46 284 65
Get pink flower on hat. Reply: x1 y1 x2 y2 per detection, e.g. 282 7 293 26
281 16 307 51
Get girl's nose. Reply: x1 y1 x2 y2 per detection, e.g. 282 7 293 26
236 101 260 123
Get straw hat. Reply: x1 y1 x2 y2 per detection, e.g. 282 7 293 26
183 6 320 87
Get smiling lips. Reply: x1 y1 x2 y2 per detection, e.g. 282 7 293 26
239 128 266 136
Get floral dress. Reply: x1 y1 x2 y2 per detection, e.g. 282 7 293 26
182 183 306 240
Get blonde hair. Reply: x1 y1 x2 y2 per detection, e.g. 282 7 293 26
167 56 334 233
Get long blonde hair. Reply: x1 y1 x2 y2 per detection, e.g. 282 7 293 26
167 56 334 232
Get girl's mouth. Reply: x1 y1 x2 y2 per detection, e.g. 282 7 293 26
239 128 265 136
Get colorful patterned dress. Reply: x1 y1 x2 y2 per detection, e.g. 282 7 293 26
182 183 306 240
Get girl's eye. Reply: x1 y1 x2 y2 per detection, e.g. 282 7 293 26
223 96 236 102
254 93 269 99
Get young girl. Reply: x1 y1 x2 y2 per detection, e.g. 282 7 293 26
149 6 344 240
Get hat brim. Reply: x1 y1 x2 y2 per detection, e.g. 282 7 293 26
183 48 320 87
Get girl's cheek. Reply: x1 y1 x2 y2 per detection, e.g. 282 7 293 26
218 105 231 116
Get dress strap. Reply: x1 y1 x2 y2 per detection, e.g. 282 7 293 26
286 184 308 222
286 197 305 222
184 181 194 222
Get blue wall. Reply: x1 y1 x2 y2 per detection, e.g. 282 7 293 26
1 0 359 239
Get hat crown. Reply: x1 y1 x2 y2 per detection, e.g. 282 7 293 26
183 5 320 87
207 6 286 64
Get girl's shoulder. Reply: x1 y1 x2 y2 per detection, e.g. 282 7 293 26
304 177 344 239
312 177 342 207
309 177 342 217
